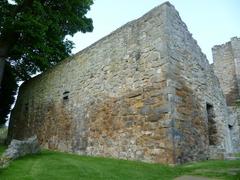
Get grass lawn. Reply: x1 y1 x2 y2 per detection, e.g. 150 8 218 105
0 146 240 180
0 145 6 155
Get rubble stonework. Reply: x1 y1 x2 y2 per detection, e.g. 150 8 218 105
213 37 240 152
2 136 40 160
8 2 235 164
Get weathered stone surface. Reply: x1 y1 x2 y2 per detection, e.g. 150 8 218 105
7 2 233 164
212 37 240 153
161 4 232 162
2 136 40 160
212 37 240 106
227 106 240 152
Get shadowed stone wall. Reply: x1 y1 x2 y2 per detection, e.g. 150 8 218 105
212 37 240 105
8 2 232 164
163 5 231 161
228 106 240 152
213 37 240 153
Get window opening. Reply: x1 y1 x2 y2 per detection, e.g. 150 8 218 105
63 91 70 100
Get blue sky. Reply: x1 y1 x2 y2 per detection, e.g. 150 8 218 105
68 0 240 63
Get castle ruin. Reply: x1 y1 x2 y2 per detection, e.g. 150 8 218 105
8 2 239 164
213 37 240 153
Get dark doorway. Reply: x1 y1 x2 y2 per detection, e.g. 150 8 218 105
206 103 217 145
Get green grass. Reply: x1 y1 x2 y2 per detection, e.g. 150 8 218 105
0 145 6 155
0 146 240 180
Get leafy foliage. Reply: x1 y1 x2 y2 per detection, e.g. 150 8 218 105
0 0 93 125
0 63 18 126
0 0 93 80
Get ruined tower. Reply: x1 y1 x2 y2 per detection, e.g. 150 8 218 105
8 2 232 164
212 37 240 105
213 37 240 152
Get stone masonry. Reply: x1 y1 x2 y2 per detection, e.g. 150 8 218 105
213 37 240 152
8 2 233 164
2 136 40 160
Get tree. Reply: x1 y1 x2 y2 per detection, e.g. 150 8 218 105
0 0 94 125
0 63 18 126
0 0 93 80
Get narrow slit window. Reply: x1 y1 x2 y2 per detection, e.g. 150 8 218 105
228 124 233 140
63 91 70 100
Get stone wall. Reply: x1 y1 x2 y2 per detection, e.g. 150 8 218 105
228 106 240 152
163 5 231 161
9 2 174 164
212 37 240 105
213 37 240 153
8 2 232 164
